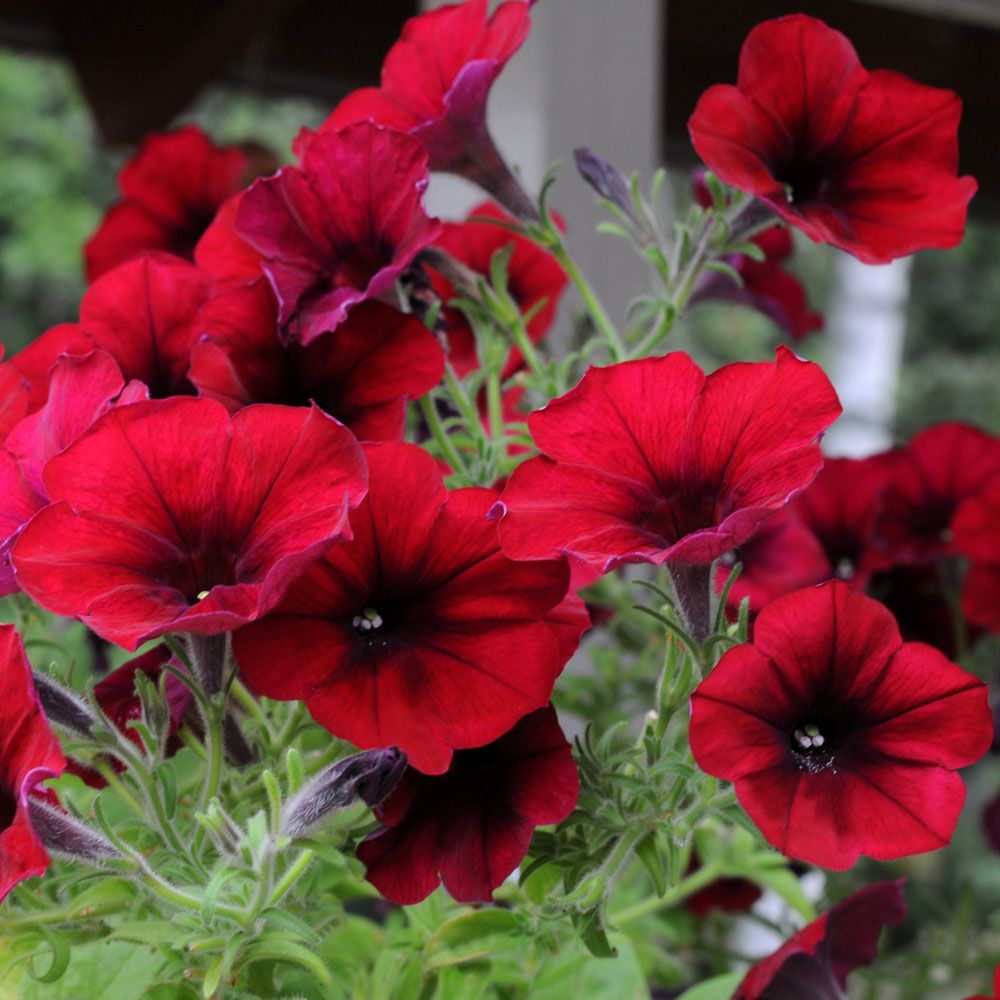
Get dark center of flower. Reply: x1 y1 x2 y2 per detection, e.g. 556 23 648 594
777 158 832 206
351 606 397 650
0 781 16 831
789 719 839 774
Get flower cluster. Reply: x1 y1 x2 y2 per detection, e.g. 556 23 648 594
0 1 996 996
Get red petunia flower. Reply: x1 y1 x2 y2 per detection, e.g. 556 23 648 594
733 880 906 999
233 442 587 775
715 507 829 619
684 853 762 917
953 473 1000 632
12 397 367 650
189 280 444 441
692 173 821 342
84 125 265 282
493 346 840 573
793 454 900 584
313 1 534 216
873 423 1000 566
356 705 578 904
688 14 977 264
0 624 66 902
690 581 991 870
235 123 441 346
428 200 567 377
0 350 144 596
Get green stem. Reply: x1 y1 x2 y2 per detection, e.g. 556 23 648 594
551 244 625 362
486 366 505 444
201 704 225 812
610 861 725 925
266 849 315 909
420 395 468 479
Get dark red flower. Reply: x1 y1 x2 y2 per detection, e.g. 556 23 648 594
235 123 441 346
691 582 991 869
873 423 1000 565
953 473 1000 631
84 126 264 282
688 14 977 264
692 174 821 342
0 351 144 596
66 645 192 788
793 454 901 584
356 705 578 904
494 347 840 573
684 856 762 917
0 624 66 902
428 200 567 377
733 880 906 999
716 507 829 619
12 397 367 650
314 1 533 214
189 280 444 441
233 442 586 775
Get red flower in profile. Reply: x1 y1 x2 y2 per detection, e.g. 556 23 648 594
734 880 906 999
234 443 587 775
189 281 444 441
428 200 567 378
953 474 1000 632
690 582 991 870
0 624 66 902
0 351 144 596
873 423 1000 565
13 397 367 650
84 126 267 282
692 174 821 342
494 347 840 573
688 15 977 264
314 1 534 216
235 123 441 346
357 705 577 904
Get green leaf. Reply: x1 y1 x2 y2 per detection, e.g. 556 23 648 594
27 926 71 983
703 259 744 288
521 861 561 905
19 939 167 1000
675 971 744 1000
634 831 667 897
424 908 523 968
241 932 334 988
572 909 616 959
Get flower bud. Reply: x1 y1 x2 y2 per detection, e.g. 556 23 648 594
282 747 406 840
574 147 640 228
28 797 119 864
32 672 98 737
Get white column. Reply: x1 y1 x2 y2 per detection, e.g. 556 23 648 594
421 0 665 325
821 255 912 457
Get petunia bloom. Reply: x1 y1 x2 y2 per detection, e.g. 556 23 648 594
356 705 578 904
688 14 977 264
0 624 67 902
690 581 992 870
873 423 1000 566
12 397 367 650
84 125 270 282
235 122 441 346
313 0 535 218
733 880 906 999
427 200 567 378
493 346 840 573
189 280 444 441
0 325 95 419
233 442 587 775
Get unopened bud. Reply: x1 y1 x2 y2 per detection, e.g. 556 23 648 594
28 797 119 863
33 672 98 737
282 747 406 840
574 147 640 228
